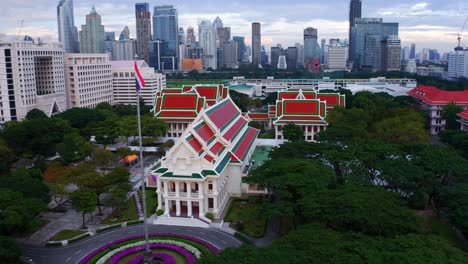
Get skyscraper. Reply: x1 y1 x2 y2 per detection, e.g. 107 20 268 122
57 0 79 53
320 39 326 64
233 36 246 63
295 43 304 67
105 32 115 58
381 35 401 71
153 5 179 70
261 46 269 66
410 43 416 59
349 0 362 62
135 3 152 62
251 22 261 67
270 46 283 68
199 20 217 69
304 27 320 62
286 47 298 69
119 26 130 41
186 27 196 44
79 6 106 53
213 16 224 30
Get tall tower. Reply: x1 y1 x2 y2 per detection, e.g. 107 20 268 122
135 3 152 62
199 20 217 69
304 27 319 61
186 26 196 44
57 0 79 53
410 43 416 60
251 22 261 67
153 5 179 70
79 6 106 53
349 0 362 62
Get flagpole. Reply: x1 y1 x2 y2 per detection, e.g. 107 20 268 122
135 55 151 262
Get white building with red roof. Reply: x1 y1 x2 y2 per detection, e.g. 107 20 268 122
153 85 229 138
149 97 259 221
408 86 468 135
457 110 468 132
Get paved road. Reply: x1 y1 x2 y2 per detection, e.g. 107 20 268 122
20 225 241 264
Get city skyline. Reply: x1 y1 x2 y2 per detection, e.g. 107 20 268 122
1 0 467 53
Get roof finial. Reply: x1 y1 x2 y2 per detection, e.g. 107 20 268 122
91 5 96 14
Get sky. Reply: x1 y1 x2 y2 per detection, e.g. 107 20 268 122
1 0 467 53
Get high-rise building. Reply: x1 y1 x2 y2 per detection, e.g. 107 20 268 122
79 6 106 54
270 46 283 68
153 5 179 70
148 40 162 70
119 26 130 41
113 39 137 61
277 55 287 69
320 39 326 63
406 59 417 73
429 49 440 62
233 36 246 63
448 50 468 79
216 27 231 47
304 27 320 62
135 3 152 62
199 20 217 69
261 46 269 66
222 41 238 69
327 42 348 71
213 16 224 30
0 40 67 122
349 0 362 62
351 18 398 71
381 35 401 71
64 54 113 108
410 43 416 59
111 60 166 105
295 43 304 67
251 22 261 67
104 32 115 58
57 0 79 53
186 27 196 44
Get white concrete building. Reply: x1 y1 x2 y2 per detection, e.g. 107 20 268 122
111 60 166 105
0 40 67 122
405 59 417 73
277 55 287 69
448 49 468 79
112 40 137 61
458 110 468 132
199 20 217 70
148 98 260 220
64 53 113 108
327 43 348 71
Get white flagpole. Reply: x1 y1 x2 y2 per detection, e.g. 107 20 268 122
135 55 151 261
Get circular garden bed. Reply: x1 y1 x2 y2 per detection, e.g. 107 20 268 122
79 233 220 264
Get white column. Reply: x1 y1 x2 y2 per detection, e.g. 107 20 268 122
175 181 180 198
157 179 162 210
164 199 170 215
214 196 219 214
187 201 192 217
164 181 168 196
187 182 192 197
176 200 181 216
198 183 204 198
199 200 205 216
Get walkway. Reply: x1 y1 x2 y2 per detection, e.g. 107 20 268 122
20 225 242 264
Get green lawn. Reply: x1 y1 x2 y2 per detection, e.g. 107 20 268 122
423 215 467 250
103 197 139 224
49 229 85 241
224 198 267 237
141 188 158 217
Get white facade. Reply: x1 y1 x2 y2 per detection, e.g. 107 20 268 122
448 50 468 79
199 20 217 70
112 40 137 61
0 40 67 123
405 59 417 73
277 55 287 69
111 60 166 105
64 53 113 108
327 44 348 71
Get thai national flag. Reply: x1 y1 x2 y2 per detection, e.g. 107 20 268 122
134 61 145 92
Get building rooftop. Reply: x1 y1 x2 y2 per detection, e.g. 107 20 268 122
458 109 468 119
110 60 147 69
408 86 468 105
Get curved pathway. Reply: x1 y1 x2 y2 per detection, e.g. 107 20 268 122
19 225 242 264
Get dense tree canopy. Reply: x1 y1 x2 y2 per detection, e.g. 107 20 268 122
441 102 463 130
282 123 304 142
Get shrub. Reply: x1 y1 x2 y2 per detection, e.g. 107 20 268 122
205 212 214 220
234 232 253 244
96 224 121 233
156 209 165 216
68 233 91 243
127 220 144 226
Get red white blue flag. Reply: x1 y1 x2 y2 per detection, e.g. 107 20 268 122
134 61 145 92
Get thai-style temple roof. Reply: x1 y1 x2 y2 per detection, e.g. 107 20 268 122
408 86 468 105
458 109 468 120
152 97 259 179
154 84 229 122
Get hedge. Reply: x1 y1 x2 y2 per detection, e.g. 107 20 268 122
68 233 91 243
234 232 253 244
45 241 63 247
96 224 121 233
127 220 144 226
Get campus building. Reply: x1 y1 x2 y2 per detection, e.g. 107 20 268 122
64 53 113 108
111 60 166 105
153 85 229 139
0 39 67 122
458 110 468 132
408 86 468 135
148 97 259 220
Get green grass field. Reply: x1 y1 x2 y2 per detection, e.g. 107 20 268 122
49 229 86 241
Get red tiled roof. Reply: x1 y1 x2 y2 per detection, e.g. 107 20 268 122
458 109 468 119
195 86 218 100
187 136 203 153
232 127 258 161
158 111 198 117
248 113 269 120
162 94 198 109
275 116 327 124
222 117 247 141
195 123 215 143
204 154 214 163
209 142 225 155
206 100 240 130
279 92 300 100
408 86 468 105
317 94 340 107
282 100 319 116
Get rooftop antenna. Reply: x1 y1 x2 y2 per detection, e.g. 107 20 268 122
455 15 468 51
17 19 24 40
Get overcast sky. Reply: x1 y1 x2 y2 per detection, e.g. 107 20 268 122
1 0 467 53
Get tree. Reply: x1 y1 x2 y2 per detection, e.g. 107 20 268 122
71 189 97 228
141 116 168 140
56 108 107 130
301 184 422 237
0 236 22 263
87 118 118 146
248 121 262 130
25 108 48 120
282 123 304 142
441 102 463 130
95 102 113 111
106 166 131 191
112 104 137 116
0 139 14 175
91 147 114 170
439 129 468 158
440 182 468 234
0 170 50 203
75 172 110 215
57 133 91 164
106 187 127 217
117 116 138 144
